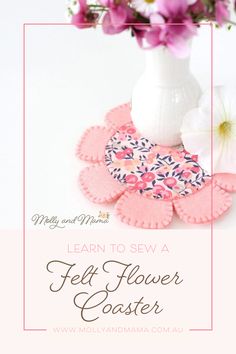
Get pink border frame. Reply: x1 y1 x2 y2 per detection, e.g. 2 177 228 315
22 22 214 332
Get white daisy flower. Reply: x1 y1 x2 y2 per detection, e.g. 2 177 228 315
181 86 236 174
132 0 197 19
132 0 159 18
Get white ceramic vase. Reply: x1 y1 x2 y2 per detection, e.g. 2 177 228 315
131 46 201 146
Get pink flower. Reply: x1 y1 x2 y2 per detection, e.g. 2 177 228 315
125 174 138 184
188 0 206 15
163 177 177 187
72 0 99 28
145 0 197 57
134 181 147 190
132 24 150 48
153 185 165 194
102 2 132 34
182 171 191 178
191 166 200 173
141 24 162 48
125 148 133 155
127 127 136 134
141 172 155 182
157 0 188 17
215 0 229 26
115 151 126 159
191 155 198 162
99 0 112 6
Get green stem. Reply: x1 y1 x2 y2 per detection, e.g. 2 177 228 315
88 4 107 9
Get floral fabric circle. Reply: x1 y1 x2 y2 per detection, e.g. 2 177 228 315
105 122 211 200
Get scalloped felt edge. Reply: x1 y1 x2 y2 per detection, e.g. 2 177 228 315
115 191 173 229
105 103 132 130
214 173 236 192
76 125 115 163
79 163 126 204
173 183 232 224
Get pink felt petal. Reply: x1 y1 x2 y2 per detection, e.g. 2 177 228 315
214 173 236 192
115 191 173 229
173 183 232 224
77 126 114 162
79 163 126 203
105 103 132 130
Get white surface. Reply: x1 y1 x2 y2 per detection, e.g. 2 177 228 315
1 1 236 230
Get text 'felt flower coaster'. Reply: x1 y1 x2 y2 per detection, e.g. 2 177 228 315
76 103 236 229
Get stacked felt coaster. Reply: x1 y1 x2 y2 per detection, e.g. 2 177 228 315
77 103 236 229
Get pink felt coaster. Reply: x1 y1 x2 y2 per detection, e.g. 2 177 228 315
105 103 131 130
77 103 236 229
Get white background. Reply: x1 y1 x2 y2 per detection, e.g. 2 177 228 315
1 1 236 353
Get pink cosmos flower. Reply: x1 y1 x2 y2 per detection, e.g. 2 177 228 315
145 0 197 57
71 0 232 58
131 24 150 48
215 0 230 26
188 0 206 15
102 1 132 34
72 0 99 28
